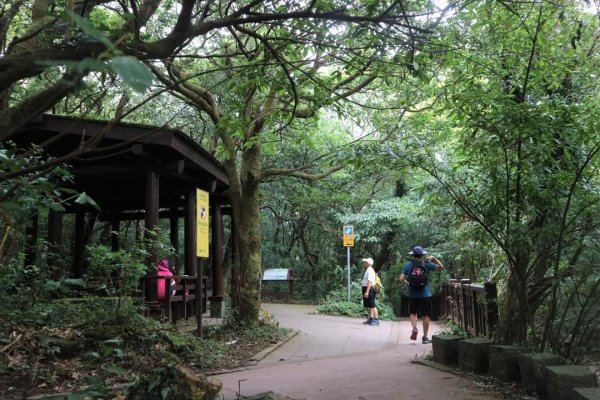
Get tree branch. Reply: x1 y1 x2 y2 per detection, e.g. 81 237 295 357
260 164 344 181
0 72 84 140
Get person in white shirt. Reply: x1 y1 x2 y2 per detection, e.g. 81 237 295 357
361 258 379 326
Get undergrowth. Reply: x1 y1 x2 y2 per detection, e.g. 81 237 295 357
0 294 288 399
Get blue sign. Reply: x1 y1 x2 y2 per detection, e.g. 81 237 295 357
344 226 353 235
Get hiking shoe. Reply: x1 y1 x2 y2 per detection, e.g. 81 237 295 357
422 336 431 344
362 318 373 325
369 319 380 326
410 327 418 340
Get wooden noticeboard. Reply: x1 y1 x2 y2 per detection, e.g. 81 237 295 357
262 268 294 300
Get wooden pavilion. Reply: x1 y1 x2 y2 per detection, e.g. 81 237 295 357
11 114 230 324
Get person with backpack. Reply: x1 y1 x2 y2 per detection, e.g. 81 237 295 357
399 246 444 344
361 257 380 326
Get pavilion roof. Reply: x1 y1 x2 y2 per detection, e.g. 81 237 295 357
12 114 230 214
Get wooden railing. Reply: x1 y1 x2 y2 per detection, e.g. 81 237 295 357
141 275 208 331
440 279 498 338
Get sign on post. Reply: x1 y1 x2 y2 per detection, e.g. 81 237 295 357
196 189 209 258
343 225 354 247
343 224 354 302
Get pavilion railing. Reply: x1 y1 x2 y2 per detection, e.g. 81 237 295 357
440 279 498 338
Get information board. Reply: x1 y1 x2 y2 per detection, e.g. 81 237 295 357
263 269 291 280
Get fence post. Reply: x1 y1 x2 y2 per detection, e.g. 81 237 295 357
484 281 498 338
164 276 172 323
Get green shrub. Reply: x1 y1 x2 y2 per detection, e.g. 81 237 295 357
438 318 471 338
161 330 225 368
315 283 395 320
86 244 148 297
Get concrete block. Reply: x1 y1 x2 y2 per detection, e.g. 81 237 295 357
518 352 566 396
571 387 600 400
432 334 462 366
543 365 598 400
458 338 495 374
488 345 529 382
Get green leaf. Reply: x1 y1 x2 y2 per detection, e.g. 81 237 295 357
77 58 111 73
64 278 87 288
110 56 154 93
75 192 101 211
63 10 115 50
102 338 122 345
103 363 127 375
43 280 62 292
48 202 66 212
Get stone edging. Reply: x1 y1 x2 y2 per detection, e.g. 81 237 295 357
247 329 299 365
410 358 462 374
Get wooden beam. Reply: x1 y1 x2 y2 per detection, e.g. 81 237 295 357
74 160 185 177
98 209 185 222
184 188 197 276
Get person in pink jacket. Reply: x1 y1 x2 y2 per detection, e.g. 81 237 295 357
156 259 175 301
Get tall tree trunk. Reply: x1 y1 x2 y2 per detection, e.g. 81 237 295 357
226 132 262 323
235 189 262 323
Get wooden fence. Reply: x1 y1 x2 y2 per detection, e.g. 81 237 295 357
440 279 498 338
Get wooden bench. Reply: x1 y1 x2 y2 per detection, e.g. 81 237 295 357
141 275 208 324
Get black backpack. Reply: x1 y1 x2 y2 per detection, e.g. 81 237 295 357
407 259 429 290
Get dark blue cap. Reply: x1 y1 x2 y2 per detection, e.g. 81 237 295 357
408 246 427 256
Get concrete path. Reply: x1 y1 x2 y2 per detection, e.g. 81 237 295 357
213 304 502 400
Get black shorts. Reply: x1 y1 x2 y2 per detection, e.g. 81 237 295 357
362 286 376 308
408 297 432 317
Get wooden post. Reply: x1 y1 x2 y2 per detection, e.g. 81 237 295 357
473 290 481 337
47 210 63 272
164 276 172 323
197 262 203 337
170 204 179 271
24 213 38 267
111 218 120 251
145 169 160 302
484 281 498 338
184 189 197 276
210 202 224 317
73 208 85 278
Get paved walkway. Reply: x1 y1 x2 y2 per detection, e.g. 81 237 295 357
213 304 502 400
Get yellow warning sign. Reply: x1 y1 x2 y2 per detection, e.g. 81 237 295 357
343 225 354 247
196 189 209 258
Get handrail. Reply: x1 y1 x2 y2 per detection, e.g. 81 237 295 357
440 280 498 338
